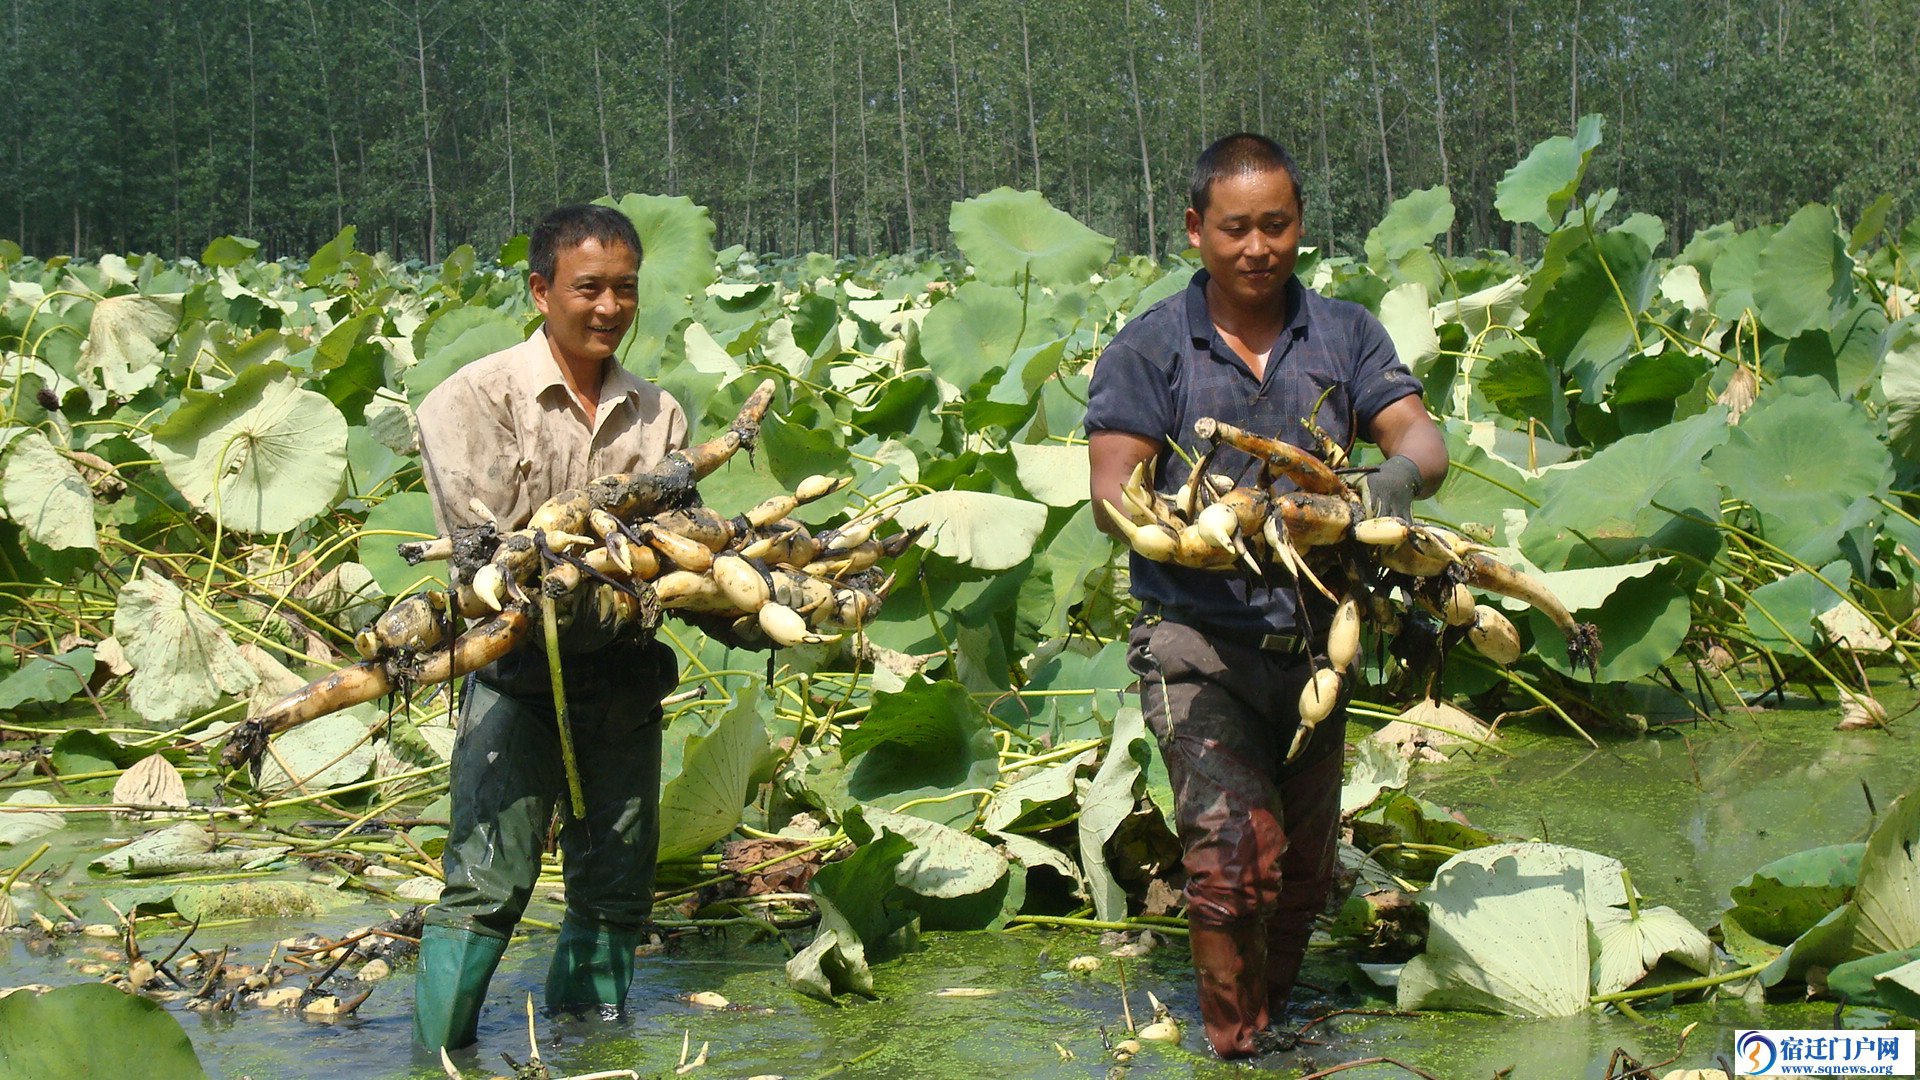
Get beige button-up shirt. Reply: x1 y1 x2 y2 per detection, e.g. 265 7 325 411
416 328 689 535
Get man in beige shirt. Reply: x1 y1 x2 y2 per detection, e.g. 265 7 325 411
411 204 687 1055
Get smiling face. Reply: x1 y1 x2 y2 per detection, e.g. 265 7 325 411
1185 167 1303 315
529 236 640 368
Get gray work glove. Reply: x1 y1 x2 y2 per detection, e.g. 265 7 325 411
1361 455 1423 521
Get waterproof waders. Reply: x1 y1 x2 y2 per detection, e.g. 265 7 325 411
413 637 673 1053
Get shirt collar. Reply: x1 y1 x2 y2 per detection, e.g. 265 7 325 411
1184 269 1312 347
513 327 645 411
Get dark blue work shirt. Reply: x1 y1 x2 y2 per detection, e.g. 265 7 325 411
1084 270 1422 634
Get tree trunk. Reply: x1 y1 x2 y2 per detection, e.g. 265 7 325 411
1569 0 1580 128
1122 0 1158 259
889 0 915 250
1194 0 1207 139
302 0 346 235
1254 0 1266 132
664 0 677 193
856 39 873 255
790 14 801 255
592 41 613 198
1428 0 1452 253
244 3 257 235
1021 3 1041 190
1360 0 1393 205
829 9 840 257
410 0 438 261
743 21 766 247
944 0 965 198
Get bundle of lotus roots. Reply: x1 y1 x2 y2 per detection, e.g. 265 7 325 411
221 380 919 770
1100 417 1602 762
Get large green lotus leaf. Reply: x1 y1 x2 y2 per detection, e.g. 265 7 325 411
1035 505 1118 640
1608 348 1710 434
113 569 258 723
840 677 998 830
657 685 770 860
680 321 744 387
1351 794 1501 879
993 638 1127 744
255 712 376 794
981 750 1095 833
1079 705 1149 922
1366 186 1455 265
1780 301 1886 399
152 364 348 534
1726 843 1864 945
76 293 182 397
0 790 60 847
858 807 1008 899
1 432 96 551
0 983 209 1079
1706 378 1891 565
1753 204 1854 339
1519 408 1729 570
1529 560 1692 682
1487 557 1667 615
786 831 916 1001
1744 562 1851 653
359 492 449 595
892 490 1046 571
0 646 92 711
1522 230 1655 400
1378 282 1440 375
1717 907 1785 967
692 406 853 526
1398 844 1598 1016
1875 958 1920 1017
89 821 284 877
1007 442 1088 508
1591 903 1714 996
602 193 717 300
949 187 1115 287
1851 787 1920 959
1828 945 1920 1010
1494 115 1604 232
200 235 259 267
1472 340 1568 438
1703 225 1776 322
919 281 1049 392
403 304 524 405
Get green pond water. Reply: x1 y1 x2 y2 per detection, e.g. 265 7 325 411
4 688 1916 1079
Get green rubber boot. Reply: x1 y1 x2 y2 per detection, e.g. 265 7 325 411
545 919 639 1013
412 924 509 1053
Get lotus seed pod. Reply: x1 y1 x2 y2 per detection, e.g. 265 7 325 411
1468 604 1523 665
1328 598 1361 671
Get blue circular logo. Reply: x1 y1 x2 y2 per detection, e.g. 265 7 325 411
1738 1031 1779 1074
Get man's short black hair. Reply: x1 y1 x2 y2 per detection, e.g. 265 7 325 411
528 204 643 282
1189 133 1305 219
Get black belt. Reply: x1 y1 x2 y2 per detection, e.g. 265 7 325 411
1140 600 1312 655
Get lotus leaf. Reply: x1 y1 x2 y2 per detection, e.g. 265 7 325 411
1743 562 1851 652
1364 186 1455 266
1079 705 1148 922
0 791 60 847
1724 843 1862 945
75 293 182 397
657 686 770 860
89 821 286 877
201 235 259 267
1706 378 1890 565
983 750 1095 833
1702 225 1776 323
1878 321 1920 461
152 364 349 534
1378 282 1440 374
949 187 1115 287
1827 945 1920 1010
358 491 448 595
786 832 917 1001
892 489 1046 571
681 321 744 386
1 432 96 551
1780 302 1886 399
839 677 998 829
1875 958 1920 1017
112 569 258 723
993 637 1127 743
1494 114 1603 232
1590 902 1713 996
1753 204 1853 339
1341 738 1411 816
254 712 376 794
1007 442 1088 508
1523 230 1655 400
0 646 93 711
1532 561 1692 682
1398 844 1597 1016
402 304 524 405
0 983 208 1079
918 281 1062 392
172 880 346 922
602 193 718 300
859 807 1008 899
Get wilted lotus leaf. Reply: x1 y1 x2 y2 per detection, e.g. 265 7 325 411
1398 844 1594 1016
1 432 96 551
892 490 1046 571
1590 901 1714 996
111 754 188 817
1874 958 1920 1017
89 821 284 877
254 712 376 794
859 807 1008 900
113 569 257 723
75 292 182 398
152 364 349 535
786 832 916 1001
949 187 1115 287
657 687 770 861
0 791 60 848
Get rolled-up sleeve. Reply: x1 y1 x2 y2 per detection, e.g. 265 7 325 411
1348 314 1424 429
1084 340 1172 440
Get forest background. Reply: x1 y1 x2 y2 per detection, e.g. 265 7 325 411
6 0 1915 264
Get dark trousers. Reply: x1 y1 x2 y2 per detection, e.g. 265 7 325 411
424 638 677 941
1126 617 1345 1055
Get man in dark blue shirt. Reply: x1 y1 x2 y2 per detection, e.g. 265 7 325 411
1085 133 1447 1059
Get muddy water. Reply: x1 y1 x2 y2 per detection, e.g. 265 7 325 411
3 691 1914 1079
